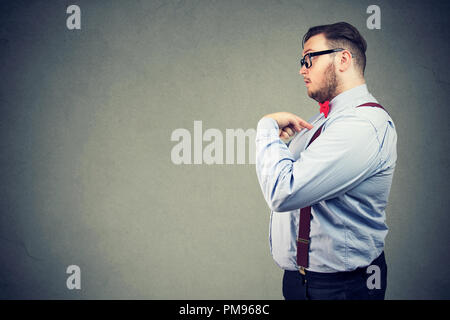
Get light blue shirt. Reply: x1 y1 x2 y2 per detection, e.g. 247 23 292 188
255 84 397 272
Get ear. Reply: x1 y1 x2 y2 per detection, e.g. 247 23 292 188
337 50 352 72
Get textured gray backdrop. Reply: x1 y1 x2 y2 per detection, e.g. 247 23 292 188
0 0 449 299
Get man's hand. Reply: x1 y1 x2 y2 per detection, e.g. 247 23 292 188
263 112 314 140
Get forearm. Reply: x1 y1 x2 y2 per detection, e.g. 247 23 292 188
255 117 296 211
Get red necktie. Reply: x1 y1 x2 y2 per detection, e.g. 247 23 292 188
296 102 388 270
319 101 330 118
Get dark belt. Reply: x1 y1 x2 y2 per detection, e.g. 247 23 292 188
298 252 385 279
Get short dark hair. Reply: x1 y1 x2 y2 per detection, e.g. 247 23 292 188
302 22 367 75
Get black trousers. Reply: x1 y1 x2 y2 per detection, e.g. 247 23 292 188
282 252 387 300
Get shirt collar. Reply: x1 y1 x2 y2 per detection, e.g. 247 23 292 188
328 84 369 116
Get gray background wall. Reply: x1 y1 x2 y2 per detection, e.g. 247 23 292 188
0 0 449 299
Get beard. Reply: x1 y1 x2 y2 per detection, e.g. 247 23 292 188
308 62 339 103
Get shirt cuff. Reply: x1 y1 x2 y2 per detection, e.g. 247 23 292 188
256 117 279 139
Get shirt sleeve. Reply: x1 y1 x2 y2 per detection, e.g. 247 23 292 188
255 114 382 212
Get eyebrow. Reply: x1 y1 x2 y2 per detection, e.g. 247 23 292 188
302 49 313 56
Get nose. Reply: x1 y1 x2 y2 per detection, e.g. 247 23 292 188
299 64 307 76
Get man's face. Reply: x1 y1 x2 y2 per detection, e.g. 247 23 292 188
300 33 339 103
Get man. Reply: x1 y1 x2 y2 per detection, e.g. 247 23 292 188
255 22 397 300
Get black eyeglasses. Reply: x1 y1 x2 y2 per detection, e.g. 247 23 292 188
300 48 345 69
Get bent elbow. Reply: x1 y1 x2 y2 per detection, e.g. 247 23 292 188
268 196 291 212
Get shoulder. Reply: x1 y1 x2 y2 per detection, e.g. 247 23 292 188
321 106 388 144
353 103 396 134
321 111 378 143
328 101 394 126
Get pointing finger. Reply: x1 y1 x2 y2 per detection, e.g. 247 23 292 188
296 117 313 130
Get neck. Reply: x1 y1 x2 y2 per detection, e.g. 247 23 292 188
332 77 366 100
